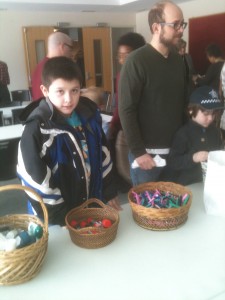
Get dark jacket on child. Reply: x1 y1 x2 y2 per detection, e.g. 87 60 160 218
17 97 117 225
163 120 224 185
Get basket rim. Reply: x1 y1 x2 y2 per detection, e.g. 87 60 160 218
128 181 192 211
0 184 48 232
65 198 120 234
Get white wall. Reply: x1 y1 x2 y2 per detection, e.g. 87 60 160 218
1 0 224 92
0 11 135 91
136 0 225 45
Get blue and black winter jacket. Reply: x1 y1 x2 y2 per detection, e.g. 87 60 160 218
17 97 116 225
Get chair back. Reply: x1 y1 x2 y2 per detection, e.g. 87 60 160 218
0 111 3 127
101 91 112 113
11 90 31 105
0 138 19 180
11 108 24 124
115 130 132 185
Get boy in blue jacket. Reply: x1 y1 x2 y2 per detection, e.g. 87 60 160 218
17 56 121 225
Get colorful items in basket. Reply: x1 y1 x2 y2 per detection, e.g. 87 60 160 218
132 189 190 208
69 218 113 234
0 222 43 252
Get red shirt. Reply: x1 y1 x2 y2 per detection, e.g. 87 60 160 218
110 72 122 133
31 57 49 101
0 61 10 86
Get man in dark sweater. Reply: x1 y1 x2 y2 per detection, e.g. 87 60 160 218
119 0 187 185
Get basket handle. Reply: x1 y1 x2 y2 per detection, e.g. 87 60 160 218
0 184 48 231
78 198 107 210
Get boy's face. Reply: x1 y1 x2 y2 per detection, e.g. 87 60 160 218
41 78 81 117
192 109 215 128
117 45 132 66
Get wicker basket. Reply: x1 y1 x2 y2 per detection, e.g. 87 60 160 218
128 181 192 231
0 184 48 285
65 198 119 249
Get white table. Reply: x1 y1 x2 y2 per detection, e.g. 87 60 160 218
101 112 112 134
1 183 225 300
0 104 28 125
0 104 28 118
0 124 23 141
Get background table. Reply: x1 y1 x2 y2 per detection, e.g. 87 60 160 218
0 124 23 141
1 183 225 300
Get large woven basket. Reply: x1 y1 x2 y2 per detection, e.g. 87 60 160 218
128 181 192 231
65 198 119 249
0 184 48 285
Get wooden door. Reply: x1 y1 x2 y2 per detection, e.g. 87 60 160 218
23 26 54 87
82 27 113 94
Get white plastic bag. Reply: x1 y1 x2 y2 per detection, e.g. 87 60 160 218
204 150 225 216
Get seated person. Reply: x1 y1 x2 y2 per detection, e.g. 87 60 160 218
162 86 224 185
17 56 121 226
80 86 104 108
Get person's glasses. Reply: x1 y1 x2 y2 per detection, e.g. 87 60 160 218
159 21 187 30
117 52 130 59
64 43 73 50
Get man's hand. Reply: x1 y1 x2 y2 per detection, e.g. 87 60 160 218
135 153 156 170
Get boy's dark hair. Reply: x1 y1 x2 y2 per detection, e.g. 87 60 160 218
205 44 223 58
42 56 83 88
117 32 145 50
188 104 219 118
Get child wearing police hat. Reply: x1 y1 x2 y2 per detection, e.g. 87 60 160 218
162 85 224 185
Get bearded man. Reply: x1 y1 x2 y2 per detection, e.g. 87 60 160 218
119 0 188 185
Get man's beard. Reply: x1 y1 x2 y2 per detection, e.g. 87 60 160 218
159 29 182 49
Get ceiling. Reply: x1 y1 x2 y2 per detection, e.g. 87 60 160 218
0 0 194 13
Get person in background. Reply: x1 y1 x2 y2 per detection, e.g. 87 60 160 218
176 38 196 95
17 56 121 226
108 31 146 192
194 43 224 93
119 0 187 186
80 86 104 108
109 32 146 140
0 60 11 107
31 31 74 101
164 86 224 185
219 62 225 140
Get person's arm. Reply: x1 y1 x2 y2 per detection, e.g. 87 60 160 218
118 55 156 169
195 64 216 87
168 127 197 171
118 56 146 158
100 125 122 210
17 120 65 223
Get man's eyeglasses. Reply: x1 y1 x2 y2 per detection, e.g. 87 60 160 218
117 52 130 59
64 43 73 50
159 21 187 30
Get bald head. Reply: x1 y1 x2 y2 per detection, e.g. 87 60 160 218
47 31 73 59
148 1 183 33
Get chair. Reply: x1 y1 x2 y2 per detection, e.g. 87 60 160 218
101 91 112 113
11 107 24 124
11 90 31 105
0 111 3 127
0 138 20 180
115 130 132 185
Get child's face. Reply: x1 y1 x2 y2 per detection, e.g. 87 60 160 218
41 78 81 117
117 45 132 65
192 109 215 128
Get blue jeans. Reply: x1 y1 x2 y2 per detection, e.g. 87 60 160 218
128 152 164 186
